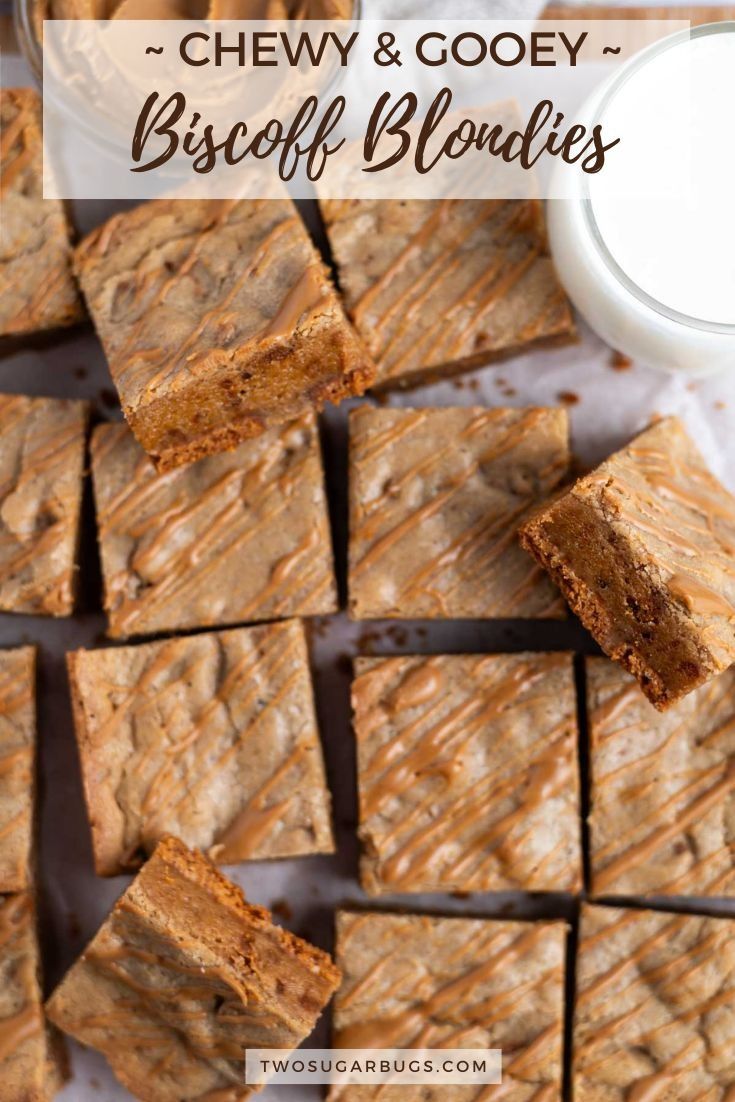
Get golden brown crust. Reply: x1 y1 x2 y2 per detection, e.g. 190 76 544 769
90 414 338 639
348 405 569 620
0 647 36 893
74 198 374 470
353 652 582 895
520 417 735 709
46 837 340 1102
320 198 575 389
67 621 334 875
0 89 84 338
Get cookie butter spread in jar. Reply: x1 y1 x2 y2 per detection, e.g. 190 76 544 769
548 21 735 376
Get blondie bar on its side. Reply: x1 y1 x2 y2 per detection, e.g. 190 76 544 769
520 417 735 708
586 657 735 899
0 89 83 338
320 198 575 389
332 910 566 1101
75 198 374 470
353 652 582 895
0 647 36 893
574 903 735 1100
68 621 334 875
349 405 569 619
1 893 68 1101
46 836 341 1102
91 414 337 638
0 395 88 616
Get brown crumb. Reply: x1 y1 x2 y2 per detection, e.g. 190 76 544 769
610 350 633 371
452 379 466 390
99 387 118 409
468 379 480 392
714 400 726 410
557 390 580 406
73 366 88 380
271 899 293 922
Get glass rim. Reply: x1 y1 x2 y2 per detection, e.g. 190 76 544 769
581 19 735 336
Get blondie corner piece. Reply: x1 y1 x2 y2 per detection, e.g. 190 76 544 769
1 893 69 1102
68 620 334 876
331 910 566 1101
46 836 341 1102
0 647 36 893
348 405 570 619
587 657 735 900
319 198 575 389
574 903 735 1100
520 416 735 709
353 652 582 895
0 89 84 338
74 198 374 471
91 414 337 638
0 395 88 616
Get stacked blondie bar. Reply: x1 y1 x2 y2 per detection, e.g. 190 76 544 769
2 57 735 1101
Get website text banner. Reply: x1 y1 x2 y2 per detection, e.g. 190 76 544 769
43 19 688 200
244 1047 503 1087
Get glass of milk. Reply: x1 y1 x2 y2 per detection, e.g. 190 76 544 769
548 21 735 376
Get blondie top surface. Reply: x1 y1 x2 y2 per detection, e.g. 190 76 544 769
332 910 566 1101
352 652 581 895
46 836 341 1102
520 416 735 709
1 892 68 1102
0 647 36 894
91 413 337 639
68 620 334 876
74 198 374 470
0 394 88 616
348 405 569 620
0 89 83 338
574 903 735 1100
587 657 735 900
320 199 575 389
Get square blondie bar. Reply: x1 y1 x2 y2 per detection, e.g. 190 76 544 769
586 657 735 899
75 198 374 470
68 620 334 875
0 89 83 338
91 413 337 638
1 893 68 1101
353 652 581 895
0 395 88 616
574 903 735 1100
520 417 735 708
349 405 569 619
0 647 36 893
46 836 341 1102
332 910 566 1100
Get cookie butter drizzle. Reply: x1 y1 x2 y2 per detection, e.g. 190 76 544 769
0 895 43 1068
92 414 335 635
351 408 567 617
75 622 328 867
341 199 570 381
588 421 735 659
0 91 80 332
576 907 735 1098
0 652 33 881
79 201 332 399
589 669 735 897
355 654 580 892
0 396 85 614
335 913 563 1099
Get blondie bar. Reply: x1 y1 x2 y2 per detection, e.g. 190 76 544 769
0 647 36 893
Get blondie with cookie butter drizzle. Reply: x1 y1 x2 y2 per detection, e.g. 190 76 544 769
332 910 566 1101
90 413 337 638
586 657 735 900
521 416 735 709
0 648 36 893
349 405 570 620
574 903 735 1100
320 198 575 389
74 197 374 471
353 652 582 895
